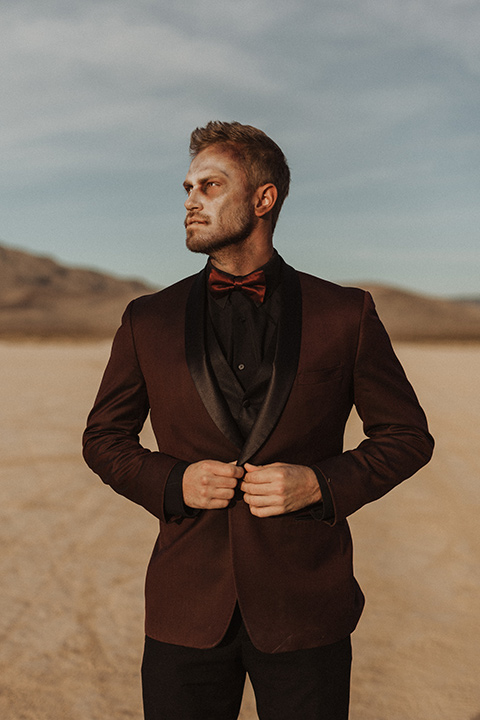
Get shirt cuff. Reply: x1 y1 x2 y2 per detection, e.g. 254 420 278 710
164 461 201 520
308 465 335 522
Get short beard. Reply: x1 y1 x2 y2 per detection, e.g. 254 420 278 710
185 206 255 257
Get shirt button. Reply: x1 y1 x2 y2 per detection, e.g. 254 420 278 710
242 400 251 409
238 363 245 371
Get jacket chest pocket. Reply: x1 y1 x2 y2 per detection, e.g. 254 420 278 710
296 364 343 385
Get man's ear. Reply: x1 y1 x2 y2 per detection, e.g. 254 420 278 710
254 184 278 218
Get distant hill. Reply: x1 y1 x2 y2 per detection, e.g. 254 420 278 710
454 295 480 305
0 244 157 339
357 283 480 342
1 243 479 341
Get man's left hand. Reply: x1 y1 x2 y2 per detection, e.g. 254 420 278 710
241 462 322 517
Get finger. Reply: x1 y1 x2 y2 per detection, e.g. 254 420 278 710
244 463 282 480
200 460 241 475
211 487 236 500
229 461 245 474
240 480 274 495
213 477 238 489
243 469 277 486
205 466 242 481
243 465 267 482
244 492 281 507
247 502 282 518
218 463 245 479
245 462 284 471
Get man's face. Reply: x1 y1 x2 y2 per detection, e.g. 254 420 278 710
183 145 255 255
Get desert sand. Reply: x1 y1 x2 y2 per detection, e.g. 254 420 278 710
0 340 479 719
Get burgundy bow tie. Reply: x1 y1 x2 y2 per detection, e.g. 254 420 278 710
208 266 266 304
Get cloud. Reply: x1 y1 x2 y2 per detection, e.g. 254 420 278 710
1 0 479 293
366 0 480 74
0 0 279 179
3 0 478 154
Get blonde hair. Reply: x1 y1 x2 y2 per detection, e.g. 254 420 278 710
189 121 290 230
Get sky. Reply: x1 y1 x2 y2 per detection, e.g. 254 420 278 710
1 0 479 297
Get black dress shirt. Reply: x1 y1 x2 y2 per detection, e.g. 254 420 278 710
164 251 333 521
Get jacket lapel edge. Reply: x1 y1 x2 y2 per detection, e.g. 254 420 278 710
238 261 302 465
185 269 244 450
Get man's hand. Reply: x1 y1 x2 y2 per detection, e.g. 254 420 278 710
241 462 322 517
183 460 244 510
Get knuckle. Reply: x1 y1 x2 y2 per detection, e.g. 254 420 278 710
275 480 286 495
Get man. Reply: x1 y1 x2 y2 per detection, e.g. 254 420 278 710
83 121 434 719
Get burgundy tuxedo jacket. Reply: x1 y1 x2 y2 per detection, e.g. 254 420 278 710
83 259 433 653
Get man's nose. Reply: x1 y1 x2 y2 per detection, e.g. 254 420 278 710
184 189 202 211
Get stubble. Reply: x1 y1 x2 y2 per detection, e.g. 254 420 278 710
185 203 255 256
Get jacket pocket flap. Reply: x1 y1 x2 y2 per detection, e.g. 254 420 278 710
297 365 343 385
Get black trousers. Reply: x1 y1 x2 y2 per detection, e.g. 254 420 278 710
141 612 351 720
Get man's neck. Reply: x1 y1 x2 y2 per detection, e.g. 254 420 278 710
209 239 274 277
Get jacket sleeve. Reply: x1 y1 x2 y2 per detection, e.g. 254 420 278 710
313 291 434 525
82 301 181 523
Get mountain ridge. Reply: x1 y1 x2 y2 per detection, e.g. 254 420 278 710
1 243 479 341
0 243 156 338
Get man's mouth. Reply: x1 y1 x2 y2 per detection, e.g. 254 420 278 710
185 215 208 227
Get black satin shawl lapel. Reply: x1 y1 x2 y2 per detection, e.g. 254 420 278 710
185 269 244 450
238 261 302 465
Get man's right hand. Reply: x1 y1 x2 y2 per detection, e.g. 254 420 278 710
183 460 244 510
